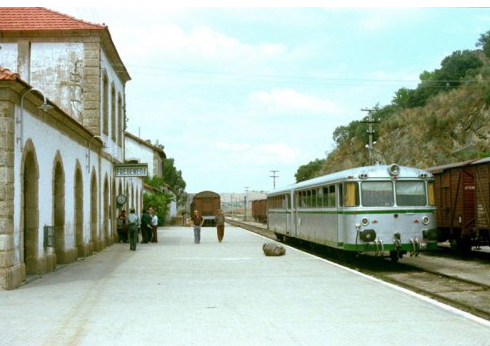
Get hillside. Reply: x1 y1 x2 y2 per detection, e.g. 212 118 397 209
296 31 490 181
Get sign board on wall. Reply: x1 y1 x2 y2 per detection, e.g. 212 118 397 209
115 163 149 177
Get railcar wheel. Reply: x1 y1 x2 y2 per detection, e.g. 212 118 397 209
274 233 285 242
389 250 400 263
449 238 459 252
460 235 472 256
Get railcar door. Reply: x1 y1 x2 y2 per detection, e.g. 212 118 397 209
202 200 213 216
337 182 360 250
290 190 297 239
460 166 475 237
475 163 490 238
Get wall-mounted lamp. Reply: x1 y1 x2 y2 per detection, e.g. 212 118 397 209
17 87 53 152
86 135 106 173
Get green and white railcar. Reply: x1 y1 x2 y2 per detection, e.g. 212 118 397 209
267 164 438 261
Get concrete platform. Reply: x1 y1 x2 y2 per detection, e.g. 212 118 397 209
1 225 490 345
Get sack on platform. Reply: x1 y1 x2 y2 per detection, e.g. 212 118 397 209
262 243 286 256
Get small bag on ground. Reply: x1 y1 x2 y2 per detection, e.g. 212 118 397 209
262 243 286 256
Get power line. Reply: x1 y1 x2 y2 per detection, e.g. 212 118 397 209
116 64 483 89
126 64 421 86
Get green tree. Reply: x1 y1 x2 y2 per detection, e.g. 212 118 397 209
163 158 186 204
143 189 172 226
295 159 325 183
476 30 490 58
437 50 482 87
392 88 411 108
402 50 482 108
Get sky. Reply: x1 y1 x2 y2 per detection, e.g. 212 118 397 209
47 5 490 194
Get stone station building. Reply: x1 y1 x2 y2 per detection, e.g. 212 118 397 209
0 7 150 289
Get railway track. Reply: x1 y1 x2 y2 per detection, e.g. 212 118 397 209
227 218 490 321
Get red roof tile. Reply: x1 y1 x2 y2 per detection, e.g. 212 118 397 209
0 7 106 31
0 66 20 81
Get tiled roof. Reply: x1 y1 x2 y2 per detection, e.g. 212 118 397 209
0 66 20 81
0 7 105 31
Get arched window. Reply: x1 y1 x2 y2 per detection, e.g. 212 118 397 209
117 93 123 146
111 84 116 141
103 73 109 135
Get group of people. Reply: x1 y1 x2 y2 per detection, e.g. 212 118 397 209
117 208 226 251
190 209 225 244
117 207 159 251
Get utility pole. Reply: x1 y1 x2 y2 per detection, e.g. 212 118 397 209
244 187 249 221
361 108 380 165
270 170 279 190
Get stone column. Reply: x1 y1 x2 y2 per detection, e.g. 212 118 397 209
0 98 23 289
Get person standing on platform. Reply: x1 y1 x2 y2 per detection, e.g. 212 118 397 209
141 209 153 243
215 209 225 243
117 209 127 243
150 207 158 243
191 210 204 244
127 208 139 251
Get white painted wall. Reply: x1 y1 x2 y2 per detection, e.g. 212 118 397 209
30 42 85 121
0 43 19 70
2 42 126 163
11 103 143 265
99 48 125 163
125 137 155 174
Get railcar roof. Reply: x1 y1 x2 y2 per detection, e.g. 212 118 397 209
426 157 490 173
192 190 220 198
269 164 432 195
426 159 478 173
472 157 490 165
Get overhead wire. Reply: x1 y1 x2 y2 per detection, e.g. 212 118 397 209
113 63 482 90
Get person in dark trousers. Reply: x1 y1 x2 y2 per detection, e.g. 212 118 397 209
215 209 225 243
127 208 139 251
149 207 158 243
141 209 153 243
191 210 204 244
117 209 127 243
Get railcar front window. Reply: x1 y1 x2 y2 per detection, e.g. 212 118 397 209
396 181 426 206
344 182 359 207
361 181 394 207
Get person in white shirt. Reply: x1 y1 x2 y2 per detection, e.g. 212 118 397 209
150 207 158 243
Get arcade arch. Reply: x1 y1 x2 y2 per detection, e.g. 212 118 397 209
90 170 98 252
53 152 65 264
21 140 39 275
74 162 84 258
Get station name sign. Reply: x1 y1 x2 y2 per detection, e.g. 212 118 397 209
115 163 148 177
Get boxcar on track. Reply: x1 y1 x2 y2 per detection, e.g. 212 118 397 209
428 158 490 253
252 199 267 224
190 191 221 226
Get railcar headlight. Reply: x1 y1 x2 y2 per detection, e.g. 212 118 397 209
388 164 400 176
422 216 430 225
361 217 369 226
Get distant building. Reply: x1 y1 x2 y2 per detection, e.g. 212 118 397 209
125 132 178 222
125 132 166 177
0 8 145 289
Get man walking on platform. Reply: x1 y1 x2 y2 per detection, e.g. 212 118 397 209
215 209 225 243
191 210 204 244
128 208 139 251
